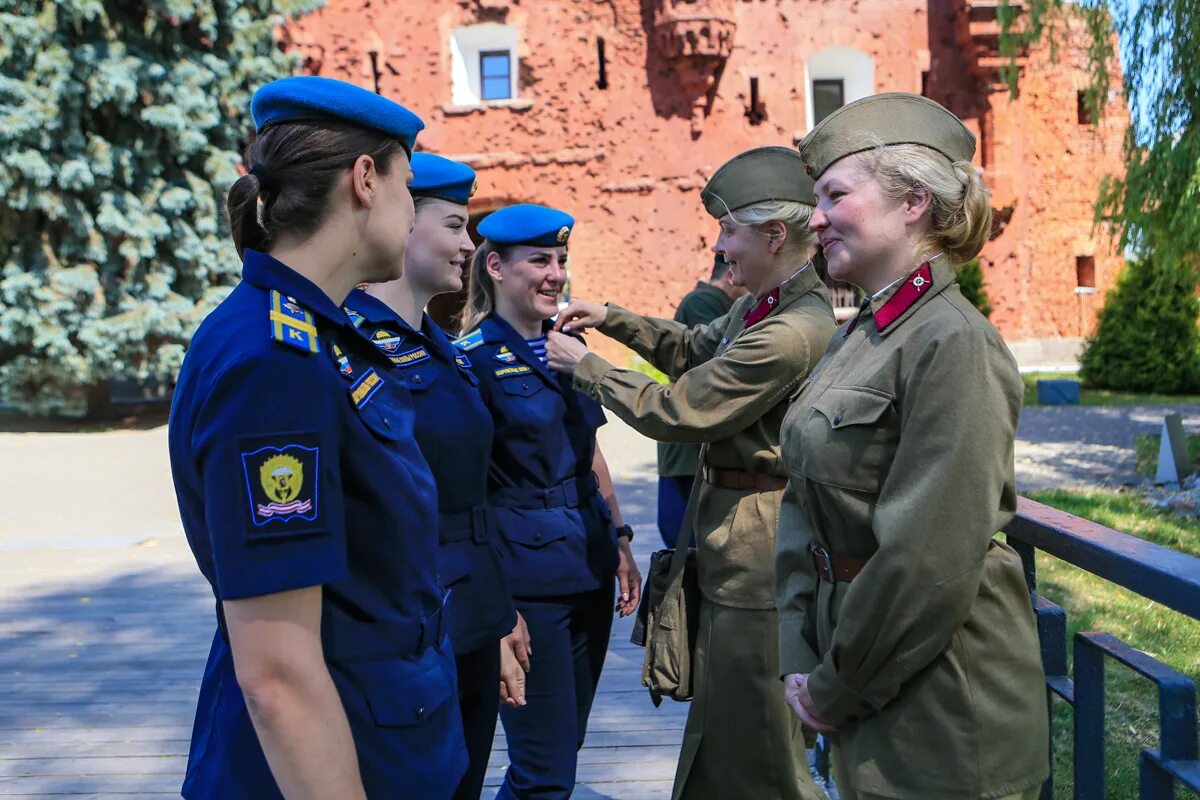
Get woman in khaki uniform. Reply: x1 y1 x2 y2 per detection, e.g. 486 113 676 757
546 146 836 800
775 93 1049 800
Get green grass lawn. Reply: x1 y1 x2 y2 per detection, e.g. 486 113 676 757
1022 372 1200 408
1022 489 1200 799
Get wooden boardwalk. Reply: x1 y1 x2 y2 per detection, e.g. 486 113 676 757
0 421 689 799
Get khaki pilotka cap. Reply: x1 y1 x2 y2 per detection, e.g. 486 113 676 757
701 146 817 219
798 92 976 179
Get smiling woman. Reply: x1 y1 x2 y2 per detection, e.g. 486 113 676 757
454 203 641 800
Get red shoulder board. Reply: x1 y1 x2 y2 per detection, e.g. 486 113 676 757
874 263 933 332
743 287 781 328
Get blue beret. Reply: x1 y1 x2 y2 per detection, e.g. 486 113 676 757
477 204 575 248
410 153 477 205
251 76 425 155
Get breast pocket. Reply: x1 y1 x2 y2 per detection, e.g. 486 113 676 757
498 375 544 398
350 371 414 444
394 363 441 395
801 385 897 493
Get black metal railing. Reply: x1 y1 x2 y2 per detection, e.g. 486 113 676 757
1005 497 1200 799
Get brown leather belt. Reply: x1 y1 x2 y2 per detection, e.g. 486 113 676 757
810 543 869 584
703 467 787 492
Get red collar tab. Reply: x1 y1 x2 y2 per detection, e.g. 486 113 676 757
743 287 781 328
873 263 933 332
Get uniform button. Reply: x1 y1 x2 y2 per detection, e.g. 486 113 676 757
383 417 391 430
416 707 425 720
833 413 843 425
521 382 529 390
534 533 543 542
412 374 422 383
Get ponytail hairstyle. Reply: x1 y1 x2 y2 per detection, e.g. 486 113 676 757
858 143 993 264
226 121 406 258
458 239 513 335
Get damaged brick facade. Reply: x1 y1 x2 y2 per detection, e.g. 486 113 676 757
284 0 1127 352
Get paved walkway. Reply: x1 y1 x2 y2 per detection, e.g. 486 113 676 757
2 403 1196 798
1015 404 1200 491
0 416 684 799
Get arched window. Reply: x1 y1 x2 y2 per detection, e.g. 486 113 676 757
451 24 519 105
804 46 874 129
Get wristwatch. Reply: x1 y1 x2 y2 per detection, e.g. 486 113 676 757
616 524 634 541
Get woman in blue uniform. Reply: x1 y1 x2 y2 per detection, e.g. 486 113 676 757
168 77 466 799
341 153 524 800
455 204 642 799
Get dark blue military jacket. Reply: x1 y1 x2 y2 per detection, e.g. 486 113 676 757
169 250 466 799
343 289 517 654
455 314 619 597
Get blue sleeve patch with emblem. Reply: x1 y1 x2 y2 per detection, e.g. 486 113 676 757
240 435 321 536
454 329 485 352
269 290 320 354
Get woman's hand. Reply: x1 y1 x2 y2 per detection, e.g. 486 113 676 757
554 300 608 333
614 537 642 618
546 331 589 375
783 672 837 733
499 639 526 708
499 613 532 708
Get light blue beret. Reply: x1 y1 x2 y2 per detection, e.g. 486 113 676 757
251 76 425 155
410 153 477 205
477 204 575 247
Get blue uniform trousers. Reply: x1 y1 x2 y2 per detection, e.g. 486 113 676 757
453 641 502 800
496 587 614 800
656 474 694 549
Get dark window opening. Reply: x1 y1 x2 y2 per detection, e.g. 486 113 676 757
480 50 512 101
920 70 929 98
1076 90 1095 125
747 76 766 125
1076 255 1096 288
596 37 608 90
812 79 844 126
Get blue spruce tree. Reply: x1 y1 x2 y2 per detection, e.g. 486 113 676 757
0 0 322 414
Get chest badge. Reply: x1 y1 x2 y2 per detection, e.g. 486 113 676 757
371 329 403 354
494 346 518 364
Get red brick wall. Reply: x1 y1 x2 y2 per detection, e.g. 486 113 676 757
284 0 1127 356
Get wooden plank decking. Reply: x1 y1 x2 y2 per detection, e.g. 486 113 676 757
0 421 689 799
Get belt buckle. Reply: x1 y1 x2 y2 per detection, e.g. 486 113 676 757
810 543 835 583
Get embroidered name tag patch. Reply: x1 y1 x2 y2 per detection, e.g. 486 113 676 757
240 435 321 536
351 368 383 408
495 364 534 378
391 346 430 366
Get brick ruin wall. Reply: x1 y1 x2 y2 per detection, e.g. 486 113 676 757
284 0 1128 359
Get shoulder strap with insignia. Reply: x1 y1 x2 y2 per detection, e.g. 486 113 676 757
453 329 485 352
269 290 320 354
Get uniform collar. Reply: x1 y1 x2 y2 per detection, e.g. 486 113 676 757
343 287 458 362
742 262 821 328
242 249 351 327
844 258 957 337
485 312 562 391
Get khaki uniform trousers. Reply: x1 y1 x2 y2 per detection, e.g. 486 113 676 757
833 749 1042 800
672 599 823 800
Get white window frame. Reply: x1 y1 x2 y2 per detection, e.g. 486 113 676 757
804 46 875 130
451 24 519 106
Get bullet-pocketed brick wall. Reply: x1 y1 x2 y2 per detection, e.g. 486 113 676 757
283 0 1127 360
